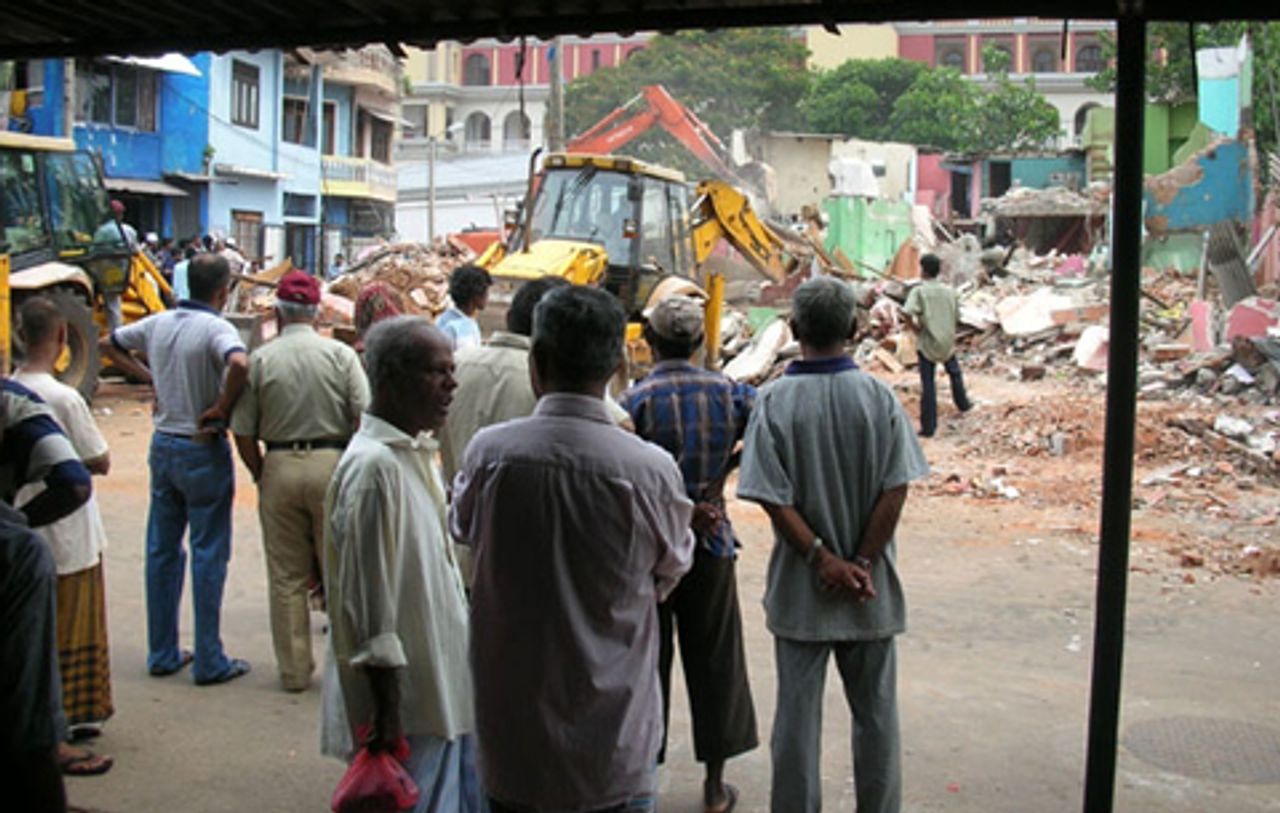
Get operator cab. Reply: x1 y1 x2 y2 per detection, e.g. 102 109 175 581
521 153 694 316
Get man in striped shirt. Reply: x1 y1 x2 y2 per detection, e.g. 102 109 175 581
621 296 758 813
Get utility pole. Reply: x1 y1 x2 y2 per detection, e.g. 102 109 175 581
428 136 437 243
548 36 565 151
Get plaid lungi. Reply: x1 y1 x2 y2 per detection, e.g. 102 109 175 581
56 562 114 727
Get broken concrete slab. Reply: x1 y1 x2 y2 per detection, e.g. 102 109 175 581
1225 297 1280 341
997 289 1076 336
1051 303 1110 325
1189 299 1216 352
1073 325 1110 371
1150 343 1193 362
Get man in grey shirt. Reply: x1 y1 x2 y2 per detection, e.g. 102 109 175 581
450 286 694 813
738 277 928 813
101 254 252 686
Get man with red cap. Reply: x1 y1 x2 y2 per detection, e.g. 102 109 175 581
232 270 369 692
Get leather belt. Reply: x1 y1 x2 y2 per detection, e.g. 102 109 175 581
265 439 347 452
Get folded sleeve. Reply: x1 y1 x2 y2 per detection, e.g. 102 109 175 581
880 386 930 490
637 460 694 601
209 320 247 364
60 395 109 464
334 477 407 669
110 316 153 354
736 391 794 507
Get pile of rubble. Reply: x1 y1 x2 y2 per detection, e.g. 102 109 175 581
326 240 475 317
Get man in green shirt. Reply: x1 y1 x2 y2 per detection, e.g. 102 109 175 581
903 253 972 437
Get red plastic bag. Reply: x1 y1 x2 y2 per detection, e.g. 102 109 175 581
331 732 420 813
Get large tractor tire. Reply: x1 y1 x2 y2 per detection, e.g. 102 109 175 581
13 287 101 403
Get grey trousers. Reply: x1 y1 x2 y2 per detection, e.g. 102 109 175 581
770 636 900 813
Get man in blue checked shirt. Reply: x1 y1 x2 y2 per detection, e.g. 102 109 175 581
621 295 758 813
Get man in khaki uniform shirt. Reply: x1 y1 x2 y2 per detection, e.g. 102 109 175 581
232 271 369 691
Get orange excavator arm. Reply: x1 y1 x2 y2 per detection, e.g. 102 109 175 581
566 85 738 181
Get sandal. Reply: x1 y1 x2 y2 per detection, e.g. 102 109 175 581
59 746 113 777
149 649 194 677
705 783 738 813
195 657 251 686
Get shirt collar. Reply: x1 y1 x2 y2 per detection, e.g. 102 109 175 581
533 393 614 424
653 359 697 373
785 355 859 376
280 323 316 337
358 413 439 451
178 299 219 314
487 331 531 351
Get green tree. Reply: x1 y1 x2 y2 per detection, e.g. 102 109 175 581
885 67 981 151
799 58 925 140
563 29 811 176
974 44 1062 152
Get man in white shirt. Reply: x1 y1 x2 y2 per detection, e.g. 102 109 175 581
14 297 115 775
322 316 482 812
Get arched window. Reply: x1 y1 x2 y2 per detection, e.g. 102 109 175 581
502 111 531 149
982 43 1013 73
938 46 965 72
1075 102 1100 136
1075 44 1104 73
463 53 491 86
465 112 491 148
1032 47 1057 74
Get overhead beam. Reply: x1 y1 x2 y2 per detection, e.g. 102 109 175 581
0 1 1273 59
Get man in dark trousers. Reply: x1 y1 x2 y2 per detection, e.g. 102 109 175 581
621 295 758 813
903 253 972 437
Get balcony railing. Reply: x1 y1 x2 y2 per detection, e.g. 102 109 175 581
322 46 400 96
322 155 397 202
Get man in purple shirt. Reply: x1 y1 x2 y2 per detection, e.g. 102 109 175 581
450 285 694 813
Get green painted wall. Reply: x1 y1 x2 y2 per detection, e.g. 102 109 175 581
823 196 915 276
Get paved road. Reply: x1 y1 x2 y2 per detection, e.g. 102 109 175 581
66 381 1280 812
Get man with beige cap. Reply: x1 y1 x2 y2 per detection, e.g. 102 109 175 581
232 270 369 691
621 295 759 813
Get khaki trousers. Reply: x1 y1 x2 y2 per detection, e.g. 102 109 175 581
258 448 341 690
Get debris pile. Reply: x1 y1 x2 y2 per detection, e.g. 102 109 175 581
326 240 475 317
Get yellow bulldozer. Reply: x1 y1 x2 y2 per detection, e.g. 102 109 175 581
478 151 819 372
1 132 170 400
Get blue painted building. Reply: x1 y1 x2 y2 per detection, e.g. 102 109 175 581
5 48 399 273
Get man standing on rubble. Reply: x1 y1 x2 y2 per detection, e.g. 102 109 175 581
621 295 759 813
231 270 368 692
904 253 972 437
738 276 928 813
436 265 492 351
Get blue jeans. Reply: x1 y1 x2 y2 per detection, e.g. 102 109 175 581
145 432 236 681
917 352 971 437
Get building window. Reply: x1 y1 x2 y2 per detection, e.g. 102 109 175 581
465 111 491 148
591 50 602 71
503 111 531 149
323 102 337 155
463 53 491 87
232 60 260 129
231 210 263 261
936 40 966 72
1031 46 1058 73
1075 43 1105 73
370 118 392 163
74 61 157 131
282 97 313 146
284 193 316 218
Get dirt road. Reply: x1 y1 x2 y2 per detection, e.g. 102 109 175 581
64 371 1280 812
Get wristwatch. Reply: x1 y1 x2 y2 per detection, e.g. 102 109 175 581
805 536 824 565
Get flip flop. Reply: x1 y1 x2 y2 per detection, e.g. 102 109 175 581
705 783 738 813
149 649 194 677
59 749 113 777
195 657 251 686
68 723 103 742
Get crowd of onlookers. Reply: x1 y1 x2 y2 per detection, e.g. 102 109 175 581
1 241 978 812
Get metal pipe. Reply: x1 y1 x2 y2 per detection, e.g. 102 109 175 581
1082 10 1145 813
